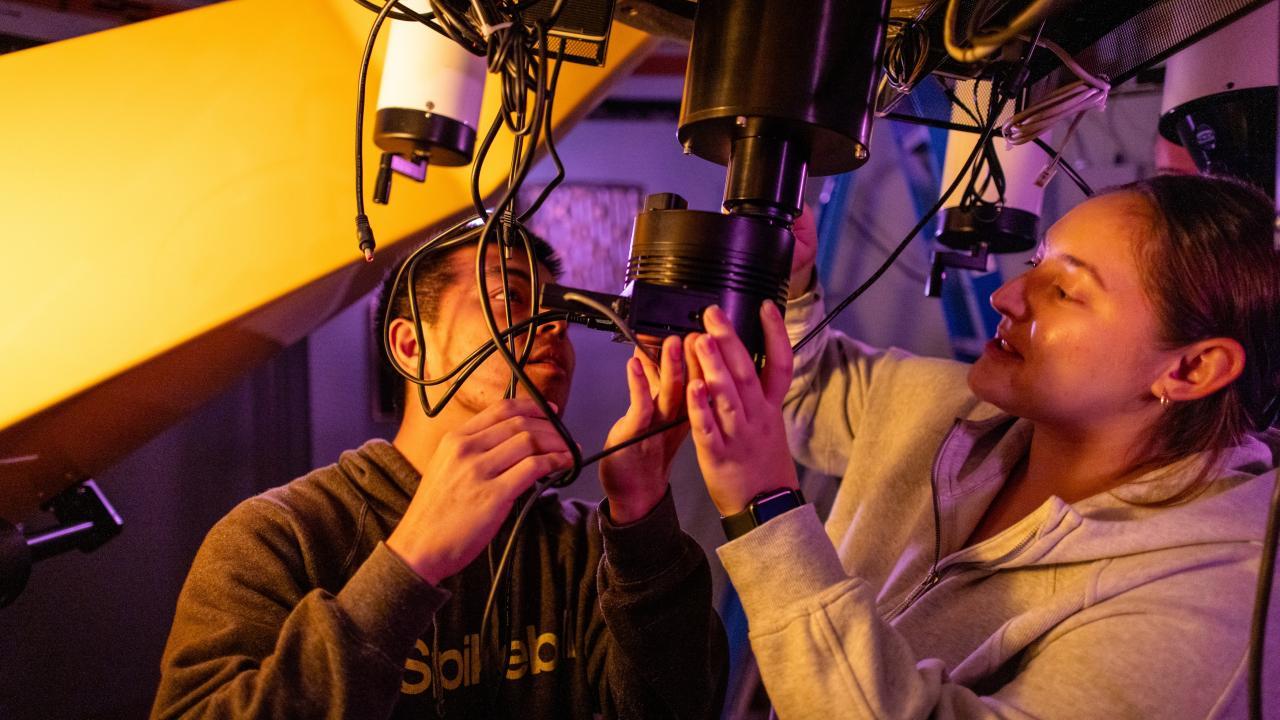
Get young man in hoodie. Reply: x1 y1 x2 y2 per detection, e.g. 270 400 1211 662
152 224 726 719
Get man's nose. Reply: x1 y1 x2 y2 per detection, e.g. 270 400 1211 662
537 317 568 336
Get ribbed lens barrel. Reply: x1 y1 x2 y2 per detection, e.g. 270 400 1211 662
625 207 793 359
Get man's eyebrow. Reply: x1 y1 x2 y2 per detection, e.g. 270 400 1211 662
1061 254 1108 291
483 264 532 284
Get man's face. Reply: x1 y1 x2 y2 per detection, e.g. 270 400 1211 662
418 244 575 415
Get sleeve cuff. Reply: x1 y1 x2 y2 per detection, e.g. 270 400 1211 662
785 280 826 349
336 542 452 662
717 504 848 624
598 488 686 580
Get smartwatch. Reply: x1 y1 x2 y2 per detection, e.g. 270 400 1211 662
720 487 806 541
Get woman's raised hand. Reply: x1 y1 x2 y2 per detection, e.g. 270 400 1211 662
684 303 799 517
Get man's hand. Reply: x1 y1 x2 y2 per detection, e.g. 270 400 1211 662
789 203 819 300
387 399 573 585
684 303 798 517
599 335 689 524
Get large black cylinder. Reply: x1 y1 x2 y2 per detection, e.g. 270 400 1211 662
677 0 889 178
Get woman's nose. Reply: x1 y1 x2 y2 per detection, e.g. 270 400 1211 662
990 274 1028 319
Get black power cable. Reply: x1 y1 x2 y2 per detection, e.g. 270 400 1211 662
935 76 1094 199
884 19 931 94
351 1 584 709
352 0 400 262
883 111 1094 198
796 30 1053 354
351 0 462 41
418 1 578 707
795 92 1009 354
472 43 579 679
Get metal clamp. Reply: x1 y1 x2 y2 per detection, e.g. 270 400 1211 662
0 479 123 608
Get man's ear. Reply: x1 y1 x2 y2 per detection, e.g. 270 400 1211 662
1153 337 1246 403
387 317 423 377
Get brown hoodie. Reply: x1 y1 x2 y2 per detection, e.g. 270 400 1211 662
152 439 727 719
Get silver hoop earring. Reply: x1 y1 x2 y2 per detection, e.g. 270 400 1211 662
1159 393 1171 409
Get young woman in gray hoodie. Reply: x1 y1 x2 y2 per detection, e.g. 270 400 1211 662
681 174 1280 719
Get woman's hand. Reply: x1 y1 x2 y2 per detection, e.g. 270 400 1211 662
789 203 819 299
599 336 689 524
685 303 798 516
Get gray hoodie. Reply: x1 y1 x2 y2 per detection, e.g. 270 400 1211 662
717 283 1280 719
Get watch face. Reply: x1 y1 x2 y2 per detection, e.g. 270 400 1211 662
757 488 799 504
722 488 805 541
752 489 803 526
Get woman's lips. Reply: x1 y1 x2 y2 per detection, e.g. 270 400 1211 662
984 336 1023 360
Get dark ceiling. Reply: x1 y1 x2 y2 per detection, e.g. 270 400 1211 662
0 0 222 55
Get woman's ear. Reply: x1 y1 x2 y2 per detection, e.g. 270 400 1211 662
387 317 423 377
1153 337 1246 403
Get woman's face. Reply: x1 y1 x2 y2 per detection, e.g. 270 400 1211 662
967 192 1176 432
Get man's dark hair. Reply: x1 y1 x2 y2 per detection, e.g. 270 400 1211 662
372 225 563 414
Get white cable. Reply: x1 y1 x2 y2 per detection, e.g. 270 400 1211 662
479 20 513 40
1032 110 1085 187
1002 36 1110 147
998 36 1109 187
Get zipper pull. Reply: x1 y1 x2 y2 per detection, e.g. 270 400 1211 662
921 570 941 592
885 568 944 622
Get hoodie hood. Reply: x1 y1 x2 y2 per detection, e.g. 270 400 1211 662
938 419 1280 570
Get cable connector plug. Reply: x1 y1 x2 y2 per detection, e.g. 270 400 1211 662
373 152 394 205
997 63 1031 101
356 214 376 262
